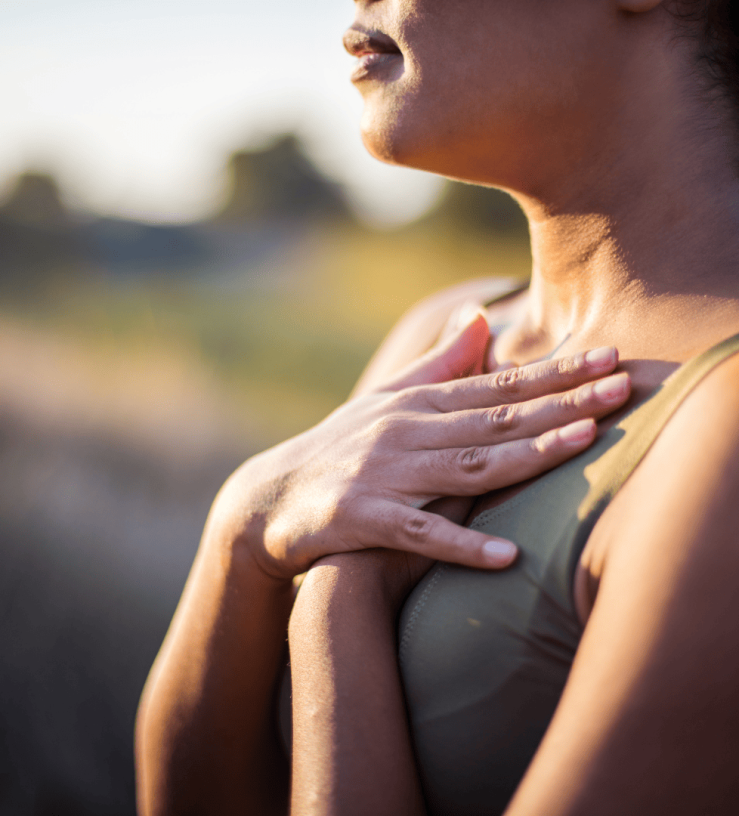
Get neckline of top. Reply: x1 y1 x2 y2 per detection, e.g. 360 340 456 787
467 325 739 531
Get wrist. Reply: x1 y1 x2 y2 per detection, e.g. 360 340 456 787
300 554 392 603
203 481 294 591
289 556 398 657
297 550 423 619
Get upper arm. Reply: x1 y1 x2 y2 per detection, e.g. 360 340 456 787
350 277 518 397
506 355 739 815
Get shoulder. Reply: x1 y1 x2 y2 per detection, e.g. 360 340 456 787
352 277 524 395
509 349 739 815
580 347 739 617
585 345 739 609
612 345 739 532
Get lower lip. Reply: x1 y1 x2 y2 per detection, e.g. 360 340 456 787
350 52 401 82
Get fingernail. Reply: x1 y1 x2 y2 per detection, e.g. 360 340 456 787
584 346 616 369
557 418 596 444
593 372 629 402
482 540 517 564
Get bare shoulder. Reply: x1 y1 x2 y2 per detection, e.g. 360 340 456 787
583 347 739 615
352 276 524 395
508 350 739 816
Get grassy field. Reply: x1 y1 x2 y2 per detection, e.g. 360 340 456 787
6 222 531 448
0 219 532 815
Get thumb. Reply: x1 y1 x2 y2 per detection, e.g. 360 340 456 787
382 309 490 391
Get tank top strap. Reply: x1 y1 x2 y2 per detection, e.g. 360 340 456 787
579 330 739 521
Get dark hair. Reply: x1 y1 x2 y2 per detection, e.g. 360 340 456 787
672 1 739 106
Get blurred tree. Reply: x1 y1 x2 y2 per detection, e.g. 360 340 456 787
425 180 529 240
216 134 351 223
0 171 88 287
1 171 71 227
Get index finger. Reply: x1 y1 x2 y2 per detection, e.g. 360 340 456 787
420 346 619 412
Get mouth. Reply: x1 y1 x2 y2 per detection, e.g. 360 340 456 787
342 27 402 82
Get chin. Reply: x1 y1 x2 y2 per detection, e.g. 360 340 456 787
359 103 410 166
360 125 403 166
359 105 449 176
358 97 550 194
360 119 488 190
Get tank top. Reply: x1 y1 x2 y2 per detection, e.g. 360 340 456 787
398 297 739 815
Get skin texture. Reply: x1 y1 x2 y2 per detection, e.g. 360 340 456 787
135 308 630 815
286 0 739 814
138 0 739 814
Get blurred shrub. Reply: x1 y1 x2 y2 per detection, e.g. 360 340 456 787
426 180 529 240
216 134 351 224
0 172 88 290
0 132 534 816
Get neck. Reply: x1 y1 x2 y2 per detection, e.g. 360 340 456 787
504 94 739 362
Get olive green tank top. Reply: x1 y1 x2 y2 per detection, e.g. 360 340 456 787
398 316 739 816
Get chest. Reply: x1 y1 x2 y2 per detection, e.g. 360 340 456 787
399 450 593 815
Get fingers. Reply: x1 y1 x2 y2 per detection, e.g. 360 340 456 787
415 418 599 497
370 502 518 570
413 370 631 449
422 346 620 412
382 311 490 391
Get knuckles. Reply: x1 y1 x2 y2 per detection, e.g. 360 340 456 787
367 411 411 445
457 446 489 474
555 356 579 377
400 513 434 546
489 366 523 399
483 403 518 434
529 434 551 456
330 486 364 527
558 386 585 412
391 385 424 409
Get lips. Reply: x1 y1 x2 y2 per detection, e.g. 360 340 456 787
343 28 401 58
343 27 402 81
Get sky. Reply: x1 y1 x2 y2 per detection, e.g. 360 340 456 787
0 0 443 225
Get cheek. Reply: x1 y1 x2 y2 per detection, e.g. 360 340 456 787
358 1 612 183
358 76 425 166
359 48 560 178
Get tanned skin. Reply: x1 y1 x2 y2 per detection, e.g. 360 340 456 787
136 300 631 815
138 0 739 813
287 0 739 814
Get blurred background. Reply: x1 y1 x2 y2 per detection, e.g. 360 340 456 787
0 1 531 813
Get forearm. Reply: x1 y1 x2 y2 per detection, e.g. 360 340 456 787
288 556 426 816
133 324 623 815
135 512 294 816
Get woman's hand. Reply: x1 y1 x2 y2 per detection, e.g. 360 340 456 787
211 312 630 583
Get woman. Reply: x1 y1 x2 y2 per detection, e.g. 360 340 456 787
136 1 739 814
